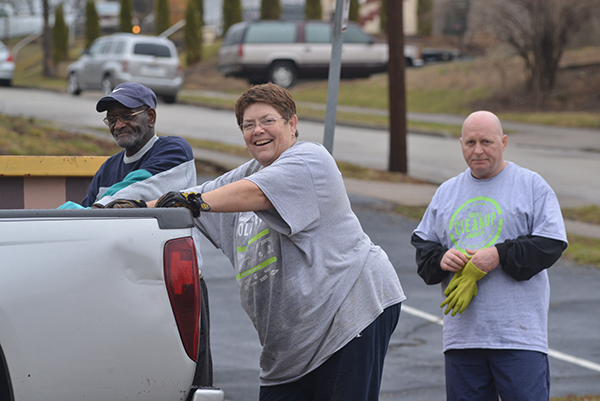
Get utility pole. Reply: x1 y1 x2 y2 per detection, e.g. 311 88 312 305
387 0 408 173
323 0 348 154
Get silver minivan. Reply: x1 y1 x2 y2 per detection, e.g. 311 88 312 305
0 39 15 86
218 20 422 88
67 33 183 103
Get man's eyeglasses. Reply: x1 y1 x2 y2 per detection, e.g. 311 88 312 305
103 109 146 127
240 117 284 133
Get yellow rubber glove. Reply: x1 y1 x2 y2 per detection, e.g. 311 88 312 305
441 255 472 297
440 260 486 316
443 265 466 297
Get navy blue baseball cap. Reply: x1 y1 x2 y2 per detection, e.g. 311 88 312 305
96 82 157 112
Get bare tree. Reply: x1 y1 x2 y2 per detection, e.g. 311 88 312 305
305 0 321 20
222 0 241 35
261 0 281 20
478 0 600 96
4 0 36 15
155 0 170 35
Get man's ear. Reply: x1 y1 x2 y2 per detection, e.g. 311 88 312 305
147 108 157 127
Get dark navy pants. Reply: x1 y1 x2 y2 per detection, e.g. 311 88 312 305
259 303 401 401
445 348 550 401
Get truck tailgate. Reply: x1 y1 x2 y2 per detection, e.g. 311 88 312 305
0 209 200 401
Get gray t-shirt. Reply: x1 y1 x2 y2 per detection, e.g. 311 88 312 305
414 162 566 354
189 141 405 385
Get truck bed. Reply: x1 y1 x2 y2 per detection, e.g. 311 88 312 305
0 208 221 401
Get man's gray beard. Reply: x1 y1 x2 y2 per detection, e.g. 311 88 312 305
114 132 143 150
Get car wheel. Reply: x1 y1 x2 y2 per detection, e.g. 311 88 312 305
268 61 297 88
67 73 81 95
101 75 114 95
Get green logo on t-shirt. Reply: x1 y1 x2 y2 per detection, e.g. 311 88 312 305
449 196 503 252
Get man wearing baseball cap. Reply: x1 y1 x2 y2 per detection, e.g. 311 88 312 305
84 82 195 207
60 82 213 387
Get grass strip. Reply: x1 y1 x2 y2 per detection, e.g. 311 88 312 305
564 233 600 268
562 205 600 225
0 114 118 156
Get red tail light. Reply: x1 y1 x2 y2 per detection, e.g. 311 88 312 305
238 44 243 57
7 53 13 62
164 237 200 361
122 60 128 72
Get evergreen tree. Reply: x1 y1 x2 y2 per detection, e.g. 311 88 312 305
42 0 53 77
85 0 101 48
305 0 321 20
380 0 387 33
261 0 281 20
195 0 204 26
349 0 359 22
155 0 171 35
52 3 69 66
417 0 433 35
184 0 202 65
119 0 133 33
222 0 242 36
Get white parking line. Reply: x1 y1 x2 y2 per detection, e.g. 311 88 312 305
401 304 600 373
548 349 600 373
402 305 443 326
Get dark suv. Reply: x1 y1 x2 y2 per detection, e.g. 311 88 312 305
218 20 422 88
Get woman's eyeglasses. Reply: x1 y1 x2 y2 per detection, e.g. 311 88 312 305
240 117 284 133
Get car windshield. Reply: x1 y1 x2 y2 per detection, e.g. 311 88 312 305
133 43 171 57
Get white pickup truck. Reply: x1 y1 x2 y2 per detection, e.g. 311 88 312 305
0 208 224 401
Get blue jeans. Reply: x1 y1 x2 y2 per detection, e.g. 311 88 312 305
259 303 401 401
445 348 550 401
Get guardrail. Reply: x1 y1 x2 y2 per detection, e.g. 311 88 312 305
0 156 108 209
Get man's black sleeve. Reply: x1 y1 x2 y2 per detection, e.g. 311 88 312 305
495 235 567 281
411 233 450 285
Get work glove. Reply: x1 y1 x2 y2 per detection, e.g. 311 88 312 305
155 191 210 218
440 260 486 316
103 199 147 209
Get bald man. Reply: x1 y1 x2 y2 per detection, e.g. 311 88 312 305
411 111 568 401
